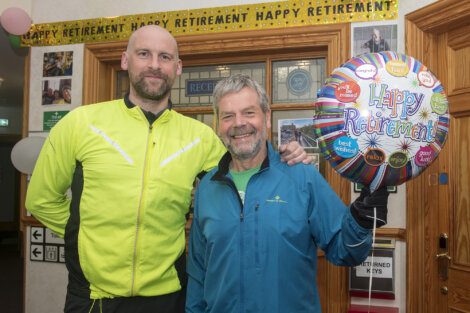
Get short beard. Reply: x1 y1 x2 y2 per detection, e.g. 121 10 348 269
223 125 266 161
226 139 263 161
131 71 172 101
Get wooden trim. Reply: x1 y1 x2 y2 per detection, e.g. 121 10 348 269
177 24 348 60
376 228 406 241
22 52 30 138
19 52 35 227
448 93 470 117
84 24 349 104
407 0 470 34
174 102 319 115
83 47 113 105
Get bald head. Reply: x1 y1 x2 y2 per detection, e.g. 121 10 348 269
127 25 179 58
121 25 182 112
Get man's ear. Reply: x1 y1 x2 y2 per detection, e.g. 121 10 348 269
176 59 183 76
121 52 129 70
265 109 272 129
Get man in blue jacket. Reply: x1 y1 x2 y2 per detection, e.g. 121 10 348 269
186 74 389 313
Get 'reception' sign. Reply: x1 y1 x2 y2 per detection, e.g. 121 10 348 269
314 52 449 190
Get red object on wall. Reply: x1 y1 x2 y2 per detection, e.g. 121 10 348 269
348 304 398 313
350 290 395 300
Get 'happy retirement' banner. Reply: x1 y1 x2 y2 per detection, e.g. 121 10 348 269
22 0 397 46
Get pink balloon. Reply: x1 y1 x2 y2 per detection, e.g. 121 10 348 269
0 7 32 36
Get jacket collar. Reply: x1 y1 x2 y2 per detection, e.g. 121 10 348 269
124 93 172 124
212 142 278 182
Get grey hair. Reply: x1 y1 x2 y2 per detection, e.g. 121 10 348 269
212 74 270 115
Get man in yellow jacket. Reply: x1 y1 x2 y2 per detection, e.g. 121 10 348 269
26 25 309 313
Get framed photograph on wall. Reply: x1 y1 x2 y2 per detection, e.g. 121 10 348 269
352 22 398 57
43 51 74 77
41 78 72 105
278 117 317 149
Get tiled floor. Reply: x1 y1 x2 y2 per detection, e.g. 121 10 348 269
0 232 23 313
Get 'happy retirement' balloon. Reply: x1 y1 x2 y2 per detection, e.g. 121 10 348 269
314 51 449 190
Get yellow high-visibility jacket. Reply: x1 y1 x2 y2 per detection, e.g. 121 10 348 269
26 98 225 299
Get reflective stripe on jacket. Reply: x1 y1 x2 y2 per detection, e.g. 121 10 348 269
26 99 226 299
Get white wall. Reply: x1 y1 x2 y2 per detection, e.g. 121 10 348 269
22 0 438 312
0 0 31 15
25 226 68 313
30 0 272 23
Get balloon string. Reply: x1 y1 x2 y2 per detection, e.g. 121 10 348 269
367 206 377 313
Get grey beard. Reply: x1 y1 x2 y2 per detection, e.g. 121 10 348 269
225 138 263 161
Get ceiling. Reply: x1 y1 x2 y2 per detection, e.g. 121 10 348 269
0 28 27 108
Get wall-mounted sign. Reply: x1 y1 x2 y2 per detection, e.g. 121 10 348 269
349 239 395 299
185 78 221 97
30 226 65 263
0 118 9 127
43 110 69 131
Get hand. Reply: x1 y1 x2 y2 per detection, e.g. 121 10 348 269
350 186 389 229
279 141 312 165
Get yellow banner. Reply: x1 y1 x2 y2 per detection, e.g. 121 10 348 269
22 0 397 46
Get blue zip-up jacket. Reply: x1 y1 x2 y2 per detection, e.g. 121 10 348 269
186 143 372 313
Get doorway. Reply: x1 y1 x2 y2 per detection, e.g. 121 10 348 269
0 135 24 313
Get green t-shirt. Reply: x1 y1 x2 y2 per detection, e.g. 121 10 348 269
229 165 261 204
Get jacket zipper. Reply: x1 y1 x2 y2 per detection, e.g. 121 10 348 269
239 192 245 313
130 124 153 295
223 173 261 312
223 178 245 311
254 203 260 267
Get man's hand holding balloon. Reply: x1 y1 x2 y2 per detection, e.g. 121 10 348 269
350 186 390 229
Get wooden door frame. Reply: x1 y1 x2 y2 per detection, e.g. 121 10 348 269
83 24 350 104
406 1 470 312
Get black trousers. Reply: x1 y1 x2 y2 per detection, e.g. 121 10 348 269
64 287 186 313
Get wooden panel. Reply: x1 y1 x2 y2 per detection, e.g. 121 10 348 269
317 255 327 313
83 47 113 105
376 228 406 241
449 93 470 117
449 269 470 312
409 1 470 34
448 46 470 94
327 265 348 312
448 24 470 50
453 117 470 266
176 24 349 64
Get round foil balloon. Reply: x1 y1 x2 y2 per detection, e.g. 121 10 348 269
314 52 449 190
